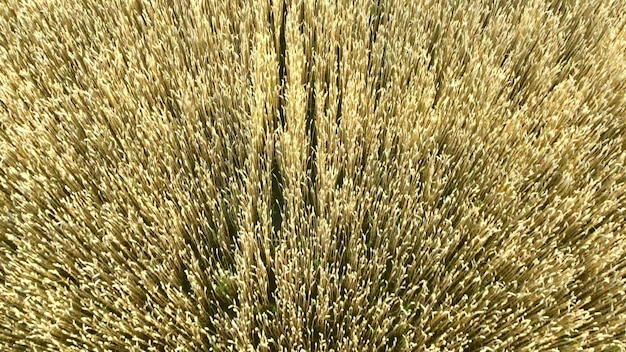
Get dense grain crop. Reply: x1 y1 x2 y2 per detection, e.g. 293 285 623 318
1 0 626 350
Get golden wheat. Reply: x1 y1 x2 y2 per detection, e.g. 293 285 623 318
1 0 626 350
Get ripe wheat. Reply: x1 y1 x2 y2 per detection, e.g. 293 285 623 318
1 0 626 350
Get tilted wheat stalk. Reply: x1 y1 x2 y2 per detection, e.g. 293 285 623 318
1 0 625 350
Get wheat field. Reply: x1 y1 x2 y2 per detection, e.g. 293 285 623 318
1 0 626 350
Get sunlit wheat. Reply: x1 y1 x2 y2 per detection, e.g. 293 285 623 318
1 0 625 350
